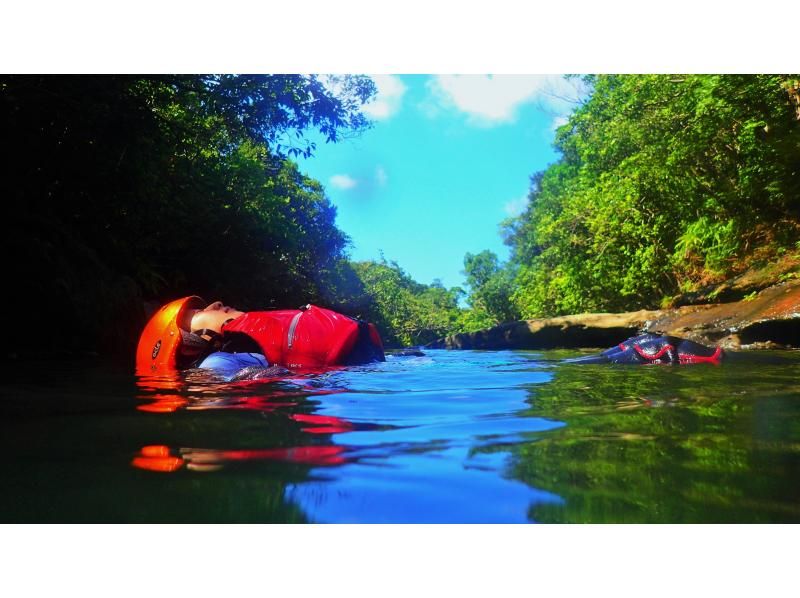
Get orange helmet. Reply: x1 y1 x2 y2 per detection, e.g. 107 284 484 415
136 296 206 374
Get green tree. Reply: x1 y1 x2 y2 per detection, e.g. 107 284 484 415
1 75 376 355
350 260 464 347
462 250 521 327
504 74 800 319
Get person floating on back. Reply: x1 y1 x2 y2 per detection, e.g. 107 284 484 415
136 296 385 378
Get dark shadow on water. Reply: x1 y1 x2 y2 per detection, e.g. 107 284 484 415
0 358 362 522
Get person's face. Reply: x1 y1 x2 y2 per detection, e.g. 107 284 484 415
186 301 245 334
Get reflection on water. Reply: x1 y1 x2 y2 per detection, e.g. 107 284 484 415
1 349 799 522
511 354 800 523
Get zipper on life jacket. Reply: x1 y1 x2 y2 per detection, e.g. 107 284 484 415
287 311 303 348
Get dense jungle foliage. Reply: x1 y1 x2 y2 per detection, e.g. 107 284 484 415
4 75 798 356
502 74 800 317
2 75 381 355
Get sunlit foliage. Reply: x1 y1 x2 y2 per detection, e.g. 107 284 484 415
349 260 465 347
460 250 521 330
504 75 800 318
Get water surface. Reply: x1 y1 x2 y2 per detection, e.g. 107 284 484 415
2 349 799 522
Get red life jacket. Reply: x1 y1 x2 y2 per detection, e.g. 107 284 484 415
222 304 384 370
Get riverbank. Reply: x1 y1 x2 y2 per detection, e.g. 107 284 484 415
428 278 800 351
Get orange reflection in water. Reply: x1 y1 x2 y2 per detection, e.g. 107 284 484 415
290 413 354 434
133 369 355 473
135 370 346 414
131 445 185 472
131 443 348 473
137 394 189 413
136 371 187 413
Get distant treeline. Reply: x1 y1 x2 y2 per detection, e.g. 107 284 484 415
501 74 800 317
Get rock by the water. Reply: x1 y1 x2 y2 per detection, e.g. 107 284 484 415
388 349 426 357
428 279 800 351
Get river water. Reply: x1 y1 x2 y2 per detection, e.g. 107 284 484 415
2 349 799 523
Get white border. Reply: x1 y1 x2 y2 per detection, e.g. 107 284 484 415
1 524 797 597
2 1 796 73
2 3 796 596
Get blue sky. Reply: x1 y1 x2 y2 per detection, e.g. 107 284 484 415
296 75 588 291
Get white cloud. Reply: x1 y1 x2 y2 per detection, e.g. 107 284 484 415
330 174 358 190
362 75 407 120
551 115 570 131
375 165 388 186
504 194 529 217
425 75 589 127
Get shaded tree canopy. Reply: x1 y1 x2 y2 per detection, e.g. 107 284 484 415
2 75 376 356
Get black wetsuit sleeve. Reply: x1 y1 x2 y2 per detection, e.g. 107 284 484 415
219 331 263 354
